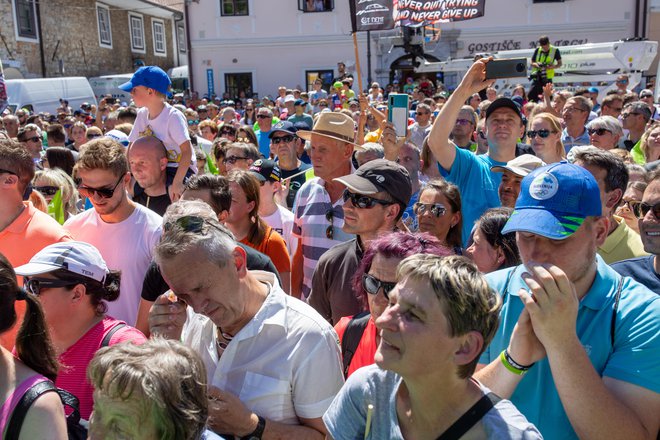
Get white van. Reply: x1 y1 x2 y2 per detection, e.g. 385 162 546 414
6 77 96 114
88 74 133 104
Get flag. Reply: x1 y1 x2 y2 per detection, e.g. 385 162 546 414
0 60 7 115
206 151 219 175
350 0 395 32
48 189 66 225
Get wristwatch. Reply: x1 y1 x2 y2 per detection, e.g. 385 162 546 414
240 415 266 440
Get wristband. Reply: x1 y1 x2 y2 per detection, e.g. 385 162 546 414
500 350 534 375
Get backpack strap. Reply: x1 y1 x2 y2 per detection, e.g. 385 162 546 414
340 311 370 378
436 393 501 440
5 380 58 440
610 276 624 347
101 323 127 348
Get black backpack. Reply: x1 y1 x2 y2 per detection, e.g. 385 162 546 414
340 311 370 378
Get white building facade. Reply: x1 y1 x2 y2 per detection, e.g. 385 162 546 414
186 0 648 98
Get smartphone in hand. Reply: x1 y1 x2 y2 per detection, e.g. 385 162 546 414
485 59 528 79
388 93 409 138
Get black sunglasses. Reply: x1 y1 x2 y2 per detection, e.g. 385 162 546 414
526 129 555 139
413 202 447 217
635 202 660 219
362 273 396 299
35 185 59 196
343 189 394 209
256 114 271 119
271 135 295 145
24 277 81 295
77 175 124 199
221 128 235 135
22 136 41 143
325 209 334 240
87 133 102 140
588 128 611 136
222 155 248 165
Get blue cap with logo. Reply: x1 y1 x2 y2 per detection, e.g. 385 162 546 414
268 120 298 138
502 162 602 240
119 66 172 95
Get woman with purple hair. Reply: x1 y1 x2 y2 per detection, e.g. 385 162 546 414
334 231 452 378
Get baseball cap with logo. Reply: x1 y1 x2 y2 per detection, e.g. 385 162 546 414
15 241 109 283
249 159 281 183
104 129 130 147
334 159 412 207
502 162 601 240
268 121 298 138
486 97 524 122
491 154 545 177
119 66 172 96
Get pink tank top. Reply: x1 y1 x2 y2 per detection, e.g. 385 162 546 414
0 374 49 434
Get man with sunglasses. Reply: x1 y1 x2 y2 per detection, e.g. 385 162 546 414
0 139 72 350
612 170 660 293
450 105 478 152
639 89 659 121
308 159 412 324
270 121 312 208
620 101 652 152
475 162 660 440
64 138 162 326
573 147 648 264
409 103 433 150
16 124 44 169
255 107 274 158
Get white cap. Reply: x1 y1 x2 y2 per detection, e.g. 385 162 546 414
491 154 545 177
284 95 296 103
105 129 129 147
14 241 109 283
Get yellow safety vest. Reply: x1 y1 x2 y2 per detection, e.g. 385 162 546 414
532 45 557 79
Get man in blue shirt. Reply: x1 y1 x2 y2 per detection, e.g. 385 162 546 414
255 107 274 158
476 162 660 439
561 96 591 153
427 58 525 245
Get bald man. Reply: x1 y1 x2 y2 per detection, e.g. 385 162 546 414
128 136 171 216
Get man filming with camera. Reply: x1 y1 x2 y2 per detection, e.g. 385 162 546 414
529 36 562 102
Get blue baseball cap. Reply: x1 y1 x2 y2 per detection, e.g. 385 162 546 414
502 162 602 240
268 120 298 138
119 66 171 95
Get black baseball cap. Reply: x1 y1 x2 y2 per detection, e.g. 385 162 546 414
334 159 412 206
485 97 524 122
268 121 298 138
249 159 281 183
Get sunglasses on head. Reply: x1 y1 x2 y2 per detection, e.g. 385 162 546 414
187 120 199 125
362 273 396 299
271 135 295 145
588 128 611 136
164 215 231 238
526 129 555 139
343 189 395 209
413 202 446 217
24 277 81 295
77 175 124 199
222 155 248 165
635 201 660 219
35 185 59 196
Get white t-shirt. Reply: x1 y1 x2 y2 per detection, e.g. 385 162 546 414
128 102 196 171
64 204 162 325
261 205 297 260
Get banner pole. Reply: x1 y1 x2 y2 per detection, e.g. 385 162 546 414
352 32 364 93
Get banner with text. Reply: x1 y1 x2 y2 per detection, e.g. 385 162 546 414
350 0 396 32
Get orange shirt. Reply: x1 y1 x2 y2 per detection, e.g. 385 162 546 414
334 314 379 378
0 202 72 349
240 225 291 275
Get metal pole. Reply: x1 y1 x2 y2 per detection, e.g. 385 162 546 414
367 31 372 88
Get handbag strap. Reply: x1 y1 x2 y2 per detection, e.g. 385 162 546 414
436 393 501 440
610 276 624 346
5 380 58 440
101 323 127 348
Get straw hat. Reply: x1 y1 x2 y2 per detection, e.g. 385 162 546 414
297 112 362 150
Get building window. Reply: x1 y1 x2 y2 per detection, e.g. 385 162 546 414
96 3 112 48
225 72 253 99
305 69 334 92
13 0 38 41
128 13 145 53
221 0 249 16
152 19 166 56
298 0 334 12
177 24 186 53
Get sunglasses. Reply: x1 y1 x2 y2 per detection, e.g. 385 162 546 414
319 103 328 107
23 136 41 143
187 120 199 125
588 128 611 136
35 185 59 196
256 114 271 119
87 133 102 140
640 94 653 99
63 124 73 129
413 202 447 217
271 135 295 145
527 129 555 139
416 112 430 116
455 118 473 126
325 209 334 240
77 175 124 199
221 129 235 135
343 189 394 209
24 277 80 295
362 273 396 299
635 202 660 219
222 155 248 165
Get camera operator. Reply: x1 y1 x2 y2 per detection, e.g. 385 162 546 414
529 36 562 103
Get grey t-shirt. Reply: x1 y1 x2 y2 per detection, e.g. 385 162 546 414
323 365 542 440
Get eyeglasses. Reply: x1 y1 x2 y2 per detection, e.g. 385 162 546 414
342 189 395 209
325 209 334 240
636 202 660 219
86 133 102 140
362 273 396 299
588 128 611 136
455 118 473 126
24 277 81 295
35 185 59 196
187 120 199 125
319 103 328 107
416 112 430 116
271 135 295 145
222 155 248 165
413 202 447 217
246 108 254 111
221 129 235 136
77 175 124 199
526 129 556 139
256 114 271 119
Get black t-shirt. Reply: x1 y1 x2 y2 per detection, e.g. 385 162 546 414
279 163 312 209
140 243 281 302
133 191 171 217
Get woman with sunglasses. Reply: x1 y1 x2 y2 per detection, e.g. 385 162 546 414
34 168 80 221
615 180 648 234
0 253 68 439
218 123 237 142
415 179 463 252
334 232 450 378
14 241 146 421
465 208 520 274
528 113 564 164
586 116 623 151
237 125 259 146
239 104 256 125
226 170 291 292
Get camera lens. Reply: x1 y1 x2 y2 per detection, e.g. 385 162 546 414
516 63 525 73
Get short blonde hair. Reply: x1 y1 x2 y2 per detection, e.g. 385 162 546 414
34 168 80 216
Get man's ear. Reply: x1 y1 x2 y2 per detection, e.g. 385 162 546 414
159 157 169 172
232 246 248 277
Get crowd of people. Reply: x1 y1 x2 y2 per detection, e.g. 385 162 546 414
0 51 658 439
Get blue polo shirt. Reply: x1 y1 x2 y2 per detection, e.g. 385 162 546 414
561 127 590 153
255 129 272 158
481 257 660 439
440 146 504 246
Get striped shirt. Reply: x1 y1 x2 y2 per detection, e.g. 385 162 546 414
293 176 354 299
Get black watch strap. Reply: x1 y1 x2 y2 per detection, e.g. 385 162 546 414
240 415 266 440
